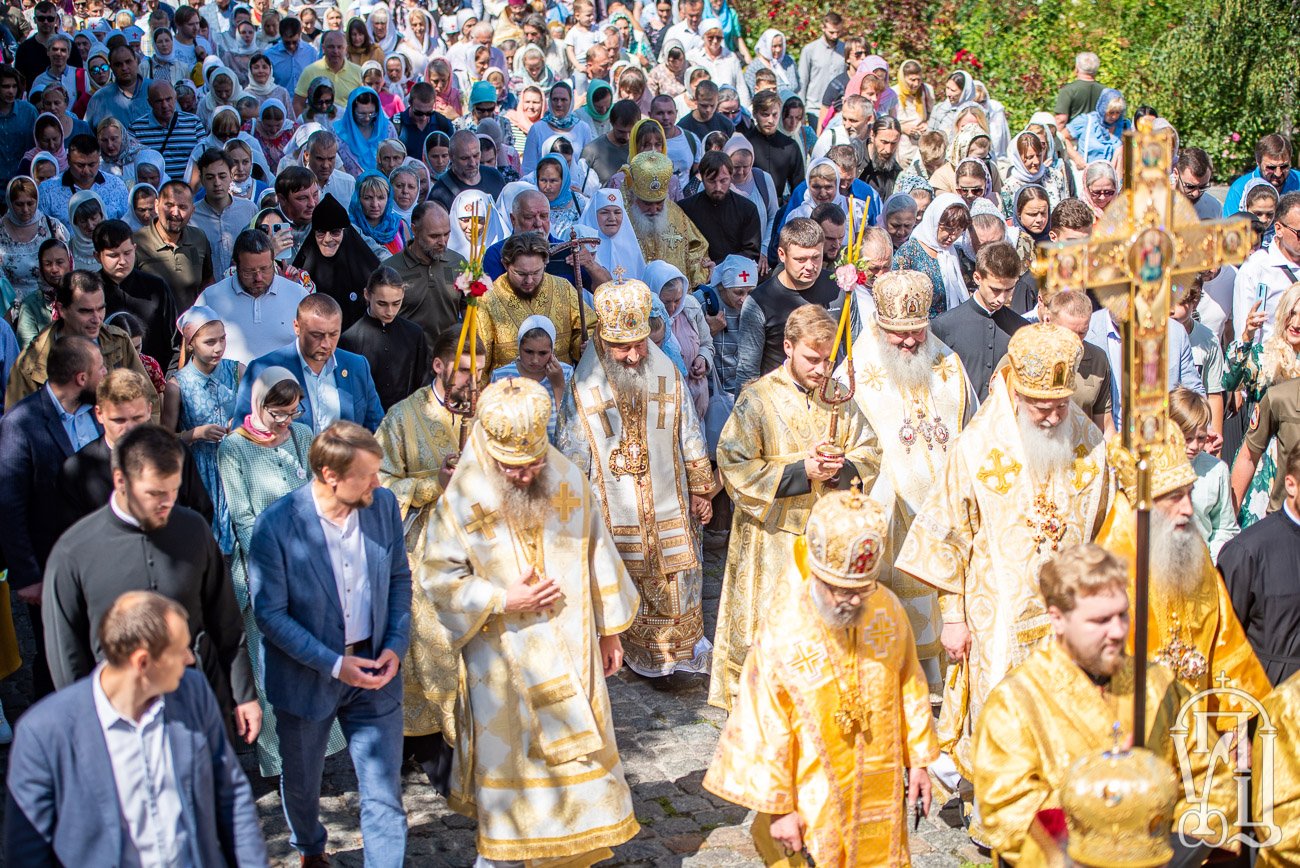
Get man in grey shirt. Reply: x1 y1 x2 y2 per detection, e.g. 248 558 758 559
581 99 639 185
797 12 845 118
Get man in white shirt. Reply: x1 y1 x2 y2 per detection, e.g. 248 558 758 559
193 228 309 365
663 0 706 56
1086 307 1205 430
304 129 356 209
1233 192 1300 346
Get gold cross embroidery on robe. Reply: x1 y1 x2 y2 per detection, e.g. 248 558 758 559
585 386 616 437
977 448 1022 495
466 503 500 540
1071 444 1100 490
551 482 581 523
648 375 674 430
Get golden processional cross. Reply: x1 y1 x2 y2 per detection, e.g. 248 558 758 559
1032 116 1252 747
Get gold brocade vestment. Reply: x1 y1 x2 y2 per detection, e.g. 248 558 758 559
622 193 712 288
1097 490 1271 726
1256 671 1300 866
895 370 1112 775
477 273 591 372
703 568 939 867
709 363 881 710
972 641 1234 864
841 328 974 685
420 434 641 863
375 386 464 738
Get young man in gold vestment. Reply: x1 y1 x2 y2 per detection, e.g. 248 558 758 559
420 377 641 866
376 326 485 784
973 544 1231 866
704 489 939 867
710 304 881 710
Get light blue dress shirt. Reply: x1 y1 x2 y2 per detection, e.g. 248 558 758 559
298 345 341 434
1087 310 1203 429
45 383 98 451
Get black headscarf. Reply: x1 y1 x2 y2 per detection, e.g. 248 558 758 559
293 193 379 330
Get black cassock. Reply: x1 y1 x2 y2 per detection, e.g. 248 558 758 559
1219 508 1300 685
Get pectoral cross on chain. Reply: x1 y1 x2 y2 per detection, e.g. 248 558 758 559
648 376 673 430
466 503 499 540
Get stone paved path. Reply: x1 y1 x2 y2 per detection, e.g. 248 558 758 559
0 545 988 867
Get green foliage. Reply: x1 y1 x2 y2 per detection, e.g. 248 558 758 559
732 0 1297 177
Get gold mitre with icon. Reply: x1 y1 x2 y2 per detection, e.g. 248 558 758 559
1007 322 1082 399
803 488 888 590
1060 745 1179 868
594 270 652 343
1110 421 1198 500
874 269 933 332
626 150 673 203
477 377 552 466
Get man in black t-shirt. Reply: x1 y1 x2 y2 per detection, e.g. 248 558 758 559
677 79 735 142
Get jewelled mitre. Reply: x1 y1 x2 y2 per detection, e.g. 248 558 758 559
594 272 653 343
1061 746 1178 868
804 489 889 590
1007 322 1082 399
477 377 552 466
1109 423 1199 500
626 150 672 203
873 269 933 332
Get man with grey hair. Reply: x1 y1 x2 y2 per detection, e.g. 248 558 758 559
304 128 355 207
811 93 873 160
482 189 602 290
431 129 506 210
128 81 205 180
381 201 465 351
1054 51 1104 130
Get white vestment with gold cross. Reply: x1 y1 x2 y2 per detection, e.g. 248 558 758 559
558 339 716 677
895 369 1112 778
842 325 976 690
419 430 641 863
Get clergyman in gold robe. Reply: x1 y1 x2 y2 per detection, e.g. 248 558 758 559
704 490 939 867
558 274 717 678
1098 423 1271 726
621 149 713 288
1255 669 1300 866
420 377 641 865
376 327 484 760
972 544 1233 865
710 304 881 711
895 323 1112 806
842 267 975 694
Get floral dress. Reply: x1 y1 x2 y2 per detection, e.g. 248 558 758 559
1223 341 1286 527
0 216 69 311
218 423 347 776
892 238 949 319
174 358 239 553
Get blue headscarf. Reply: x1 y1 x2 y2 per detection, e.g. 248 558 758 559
1067 87 1130 164
537 153 575 210
333 86 394 172
348 171 405 245
648 294 688 376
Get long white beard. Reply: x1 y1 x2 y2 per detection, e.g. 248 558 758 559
1150 509 1207 594
483 459 556 530
1016 402 1075 482
876 334 939 393
809 580 865 630
628 203 669 240
603 349 649 398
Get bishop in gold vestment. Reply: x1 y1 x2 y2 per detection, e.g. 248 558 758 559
558 276 716 678
1256 670 1300 867
843 271 975 691
621 150 712 287
705 491 939 867
711 304 880 711
1097 426 1270 728
896 324 1112 782
376 336 480 740
420 379 641 864
477 240 591 372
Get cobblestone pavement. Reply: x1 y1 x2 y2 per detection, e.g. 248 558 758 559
0 543 987 867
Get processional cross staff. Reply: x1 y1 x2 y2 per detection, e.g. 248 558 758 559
1032 116 1252 747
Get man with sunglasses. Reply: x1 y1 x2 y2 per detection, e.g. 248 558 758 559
14 1 82 92
393 81 454 159
1177 146 1223 221
1223 133 1300 216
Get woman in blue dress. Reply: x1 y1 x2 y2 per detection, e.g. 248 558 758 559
172 306 241 553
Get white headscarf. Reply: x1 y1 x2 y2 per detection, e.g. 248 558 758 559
785 156 865 225
493 179 537 236
517 313 557 347
448 189 500 259
578 187 645 282
910 191 970 310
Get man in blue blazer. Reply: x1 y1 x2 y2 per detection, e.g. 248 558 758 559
0 335 104 699
5 590 266 867
234 293 385 434
250 420 412 867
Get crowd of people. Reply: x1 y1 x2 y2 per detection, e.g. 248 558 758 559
0 0 1299 864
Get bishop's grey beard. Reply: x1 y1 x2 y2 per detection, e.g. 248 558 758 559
1149 508 1206 594
1017 401 1075 482
483 459 556 531
628 202 669 239
809 580 866 630
876 334 939 393
603 349 649 398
